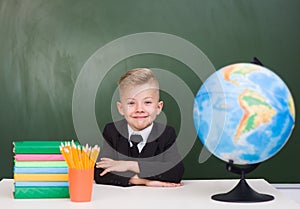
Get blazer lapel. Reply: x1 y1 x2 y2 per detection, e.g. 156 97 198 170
115 120 131 158
140 123 163 158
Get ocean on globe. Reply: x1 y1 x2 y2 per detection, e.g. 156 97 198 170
193 63 295 165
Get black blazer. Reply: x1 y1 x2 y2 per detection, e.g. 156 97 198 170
94 119 184 187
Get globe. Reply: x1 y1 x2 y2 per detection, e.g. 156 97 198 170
193 63 296 165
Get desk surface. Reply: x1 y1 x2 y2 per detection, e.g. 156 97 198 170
1 179 299 209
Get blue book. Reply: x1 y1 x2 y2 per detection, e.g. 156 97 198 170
15 181 69 187
14 167 68 174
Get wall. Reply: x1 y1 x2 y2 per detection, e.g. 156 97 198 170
0 0 299 182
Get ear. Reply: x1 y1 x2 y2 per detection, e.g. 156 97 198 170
156 101 163 115
117 101 124 116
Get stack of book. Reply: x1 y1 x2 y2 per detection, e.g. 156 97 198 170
13 141 70 199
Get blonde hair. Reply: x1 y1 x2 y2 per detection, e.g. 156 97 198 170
118 68 159 97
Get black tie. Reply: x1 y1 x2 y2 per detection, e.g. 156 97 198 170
130 134 143 158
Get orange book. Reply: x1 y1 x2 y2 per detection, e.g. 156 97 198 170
14 173 68 182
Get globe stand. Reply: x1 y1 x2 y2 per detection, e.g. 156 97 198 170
211 160 274 203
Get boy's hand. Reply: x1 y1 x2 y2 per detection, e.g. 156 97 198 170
96 158 139 176
129 175 183 187
145 180 183 187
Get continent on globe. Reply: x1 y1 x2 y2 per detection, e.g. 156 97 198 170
289 96 296 119
235 89 276 142
223 64 258 86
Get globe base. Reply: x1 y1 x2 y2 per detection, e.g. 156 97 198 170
212 160 274 203
212 178 274 203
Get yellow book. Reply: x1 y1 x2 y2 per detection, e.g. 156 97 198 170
14 173 68 182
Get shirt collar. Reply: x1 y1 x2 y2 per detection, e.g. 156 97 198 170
128 123 153 143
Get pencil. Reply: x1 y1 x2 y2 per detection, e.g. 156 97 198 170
60 141 100 169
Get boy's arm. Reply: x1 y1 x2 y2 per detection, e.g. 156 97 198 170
137 126 184 183
94 123 135 187
94 167 133 187
138 152 184 183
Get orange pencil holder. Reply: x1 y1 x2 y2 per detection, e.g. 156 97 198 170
68 168 94 202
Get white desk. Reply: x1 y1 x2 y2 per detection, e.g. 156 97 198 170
1 179 299 209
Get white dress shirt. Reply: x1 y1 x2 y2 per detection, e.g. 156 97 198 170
128 123 153 153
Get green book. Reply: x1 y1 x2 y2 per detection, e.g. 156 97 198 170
14 186 70 199
13 141 79 154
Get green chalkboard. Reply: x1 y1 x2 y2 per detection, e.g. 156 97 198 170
0 0 299 183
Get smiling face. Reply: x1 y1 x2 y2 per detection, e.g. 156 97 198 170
117 83 163 131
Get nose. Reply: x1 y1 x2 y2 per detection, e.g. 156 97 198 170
135 102 144 112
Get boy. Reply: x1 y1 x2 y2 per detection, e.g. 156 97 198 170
94 68 184 187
